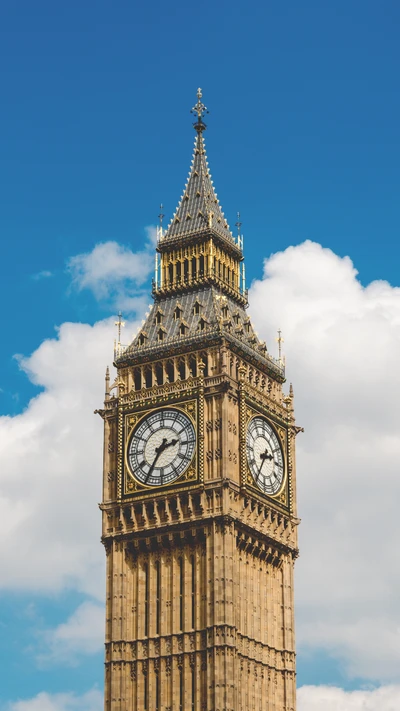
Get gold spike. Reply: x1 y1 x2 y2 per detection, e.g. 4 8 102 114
276 329 284 362
114 311 125 343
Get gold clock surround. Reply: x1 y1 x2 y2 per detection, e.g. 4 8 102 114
245 413 287 498
239 390 290 509
122 399 199 496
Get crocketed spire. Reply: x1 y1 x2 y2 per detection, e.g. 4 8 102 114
161 89 235 246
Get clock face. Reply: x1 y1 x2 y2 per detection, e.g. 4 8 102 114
246 417 285 496
127 408 196 487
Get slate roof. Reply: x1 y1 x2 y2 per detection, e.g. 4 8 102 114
119 286 284 380
161 130 236 247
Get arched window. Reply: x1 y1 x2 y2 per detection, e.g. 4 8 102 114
178 359 185 379
189 356 197 377
166 361 174 383
200 352 209 377
155 364 163 385
145 368 152 388
134 369 141 390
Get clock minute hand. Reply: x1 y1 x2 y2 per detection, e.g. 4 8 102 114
146 437 169 480
145 437 179 482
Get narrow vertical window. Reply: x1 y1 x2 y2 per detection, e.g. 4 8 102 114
155 672 160 711
144 562 149 637
144 669 148 710
179 665 184 711
191 664 196 711
179 556 184 631
156 560 161 635
191 554 195 629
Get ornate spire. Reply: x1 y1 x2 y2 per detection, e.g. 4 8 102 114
161 89 236 248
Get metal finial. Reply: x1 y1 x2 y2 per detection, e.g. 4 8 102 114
158 203 164 228
235 211 242 236
235 212 243 250
105 366 110 400
114 311 125 344
276 329 284 361
191 88 209 132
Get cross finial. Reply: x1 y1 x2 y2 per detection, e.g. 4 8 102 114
114 311 125 343
276 329 284 361
191 88 209 132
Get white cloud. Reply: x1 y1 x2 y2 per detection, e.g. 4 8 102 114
67 234 154 302
249 240 400 680
32 270 53 281
0 315 139 598
5 689 102 711
298 684 400 710
38 601 104 666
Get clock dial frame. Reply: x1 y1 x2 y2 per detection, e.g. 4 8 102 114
127 408 196 488
246 416 285 496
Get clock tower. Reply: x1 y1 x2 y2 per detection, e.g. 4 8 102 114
99 89 300 711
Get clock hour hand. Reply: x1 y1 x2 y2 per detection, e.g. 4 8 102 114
164 438 178 449
256 447 273 482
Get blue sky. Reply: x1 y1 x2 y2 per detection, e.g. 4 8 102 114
1 1 400 709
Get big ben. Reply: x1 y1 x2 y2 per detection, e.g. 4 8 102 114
99 89 300 711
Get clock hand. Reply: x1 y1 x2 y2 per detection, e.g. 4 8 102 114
256 447 274 482
164 438 178 449
145 437 169 481
145 437 179 482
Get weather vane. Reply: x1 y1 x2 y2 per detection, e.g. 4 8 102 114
191 88 209 131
